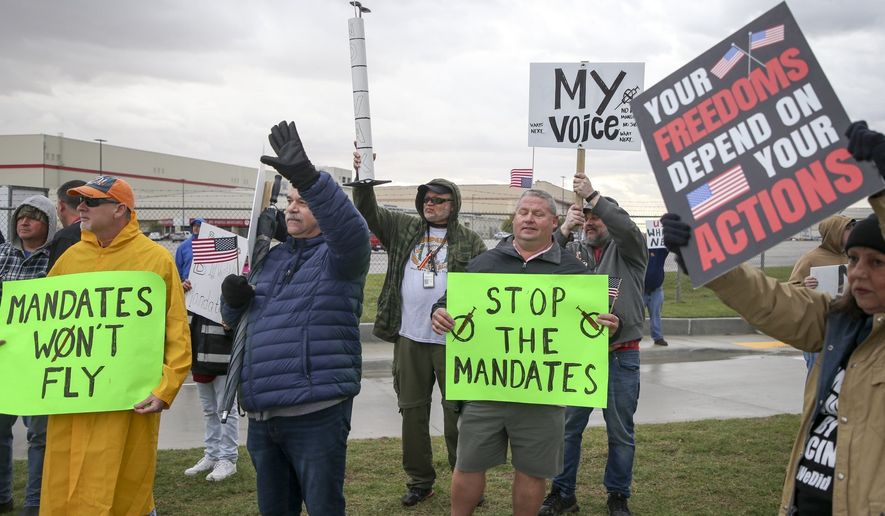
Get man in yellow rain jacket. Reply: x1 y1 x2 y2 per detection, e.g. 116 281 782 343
43 176 191 515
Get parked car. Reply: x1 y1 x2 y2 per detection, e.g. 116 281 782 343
369 233 384 251
148 232 163 241
493 231 511 239
170 231 191 241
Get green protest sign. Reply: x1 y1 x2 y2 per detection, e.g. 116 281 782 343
446 272 609 408
0 271 166 415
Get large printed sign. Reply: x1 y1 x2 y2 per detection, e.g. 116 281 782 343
529 62 645 150
446 273 610 408
0 272 166 415
185 222 248 324
632 2 884 287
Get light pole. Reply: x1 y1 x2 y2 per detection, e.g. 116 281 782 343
94 138 107 173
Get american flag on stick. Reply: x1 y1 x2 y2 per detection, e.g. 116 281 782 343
193 236 239 264
749 25 785 50
608 276 622 311
710 46 745 79
510 169 533 188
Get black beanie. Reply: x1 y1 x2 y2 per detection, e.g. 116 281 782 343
844 214 885 254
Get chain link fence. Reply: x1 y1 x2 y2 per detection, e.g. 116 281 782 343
2 203 815 281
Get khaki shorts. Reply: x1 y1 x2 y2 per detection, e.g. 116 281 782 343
455 401 565 478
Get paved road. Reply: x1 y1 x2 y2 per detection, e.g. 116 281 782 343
10 333 806 458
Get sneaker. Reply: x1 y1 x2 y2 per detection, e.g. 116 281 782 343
206 459 237 481
607 493 632 516
538 490 579 515
0 500 12 514
184 457 216 477
401 487 434 506
653 338 668 346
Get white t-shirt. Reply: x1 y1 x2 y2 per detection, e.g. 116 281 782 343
399 226 448 344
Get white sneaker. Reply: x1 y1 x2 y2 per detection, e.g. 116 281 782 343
184 457 216 477
206 459 237 481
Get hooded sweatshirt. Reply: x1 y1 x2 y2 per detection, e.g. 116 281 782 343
788 215 854 286
0 194 58 298
353 178 487 343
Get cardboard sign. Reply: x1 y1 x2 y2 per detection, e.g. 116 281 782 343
646 219 665 249
0 272 166 415
631 2 885 287
528 62 645 150
809 264 847 297
445 272 610 408
185 222 248 324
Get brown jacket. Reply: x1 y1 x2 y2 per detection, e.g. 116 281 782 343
708 195 885 515
788 214 854 285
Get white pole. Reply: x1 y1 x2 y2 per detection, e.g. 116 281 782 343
349 16 375 181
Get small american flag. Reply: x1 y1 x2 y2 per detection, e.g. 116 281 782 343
510 169 533 188
686 165 750 220
750 25 785 50
193 236 239 264
710 46 745 79
608 277 622 300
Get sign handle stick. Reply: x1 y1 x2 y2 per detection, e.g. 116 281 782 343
575 147 586 206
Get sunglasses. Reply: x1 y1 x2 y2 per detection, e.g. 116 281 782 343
423 197 453 205
78 196 119 208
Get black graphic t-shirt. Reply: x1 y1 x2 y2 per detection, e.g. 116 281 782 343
794 367 844 515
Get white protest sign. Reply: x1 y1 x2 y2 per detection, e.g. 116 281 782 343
646 219 665 249
528 62 645 150
809 264 847 298
185 222 248 324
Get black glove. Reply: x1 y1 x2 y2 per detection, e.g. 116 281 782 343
259 121 321 190
660 213 691 274
221 274 254 309
846 120 885 178
257 206 288 242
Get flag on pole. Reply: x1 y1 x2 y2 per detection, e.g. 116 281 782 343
686 164 750 220
608 277 622 300
510 169 533 188
193 236 239 264
710 46 745 79
749 25 785 50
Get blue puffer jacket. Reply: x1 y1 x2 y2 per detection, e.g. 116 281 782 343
225 173 370 412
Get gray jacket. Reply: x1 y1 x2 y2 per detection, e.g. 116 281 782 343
555 196 648 345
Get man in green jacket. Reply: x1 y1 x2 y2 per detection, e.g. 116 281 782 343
352 169 486 506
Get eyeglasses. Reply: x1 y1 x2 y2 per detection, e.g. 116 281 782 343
423 197 453 205
78 196 119 208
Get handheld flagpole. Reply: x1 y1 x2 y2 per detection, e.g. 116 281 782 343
345 1 389 186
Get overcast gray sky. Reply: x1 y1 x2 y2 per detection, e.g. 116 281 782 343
0 0 881 206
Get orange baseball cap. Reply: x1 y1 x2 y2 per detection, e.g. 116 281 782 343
68 175 135 210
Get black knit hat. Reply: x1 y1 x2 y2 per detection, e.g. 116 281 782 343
844 214 885 254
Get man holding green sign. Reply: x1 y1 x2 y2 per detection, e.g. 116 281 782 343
8 176 192 516
432 189 620 516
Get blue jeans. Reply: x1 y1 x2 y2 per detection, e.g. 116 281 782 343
553 349 640 498
803 352 818 373
643 287 664 341
247 398 353 515
0 414 47 508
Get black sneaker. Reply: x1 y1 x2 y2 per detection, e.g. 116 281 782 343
653 338 668 346
607 493 632 516
538 489 579 515
401 487 434 507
